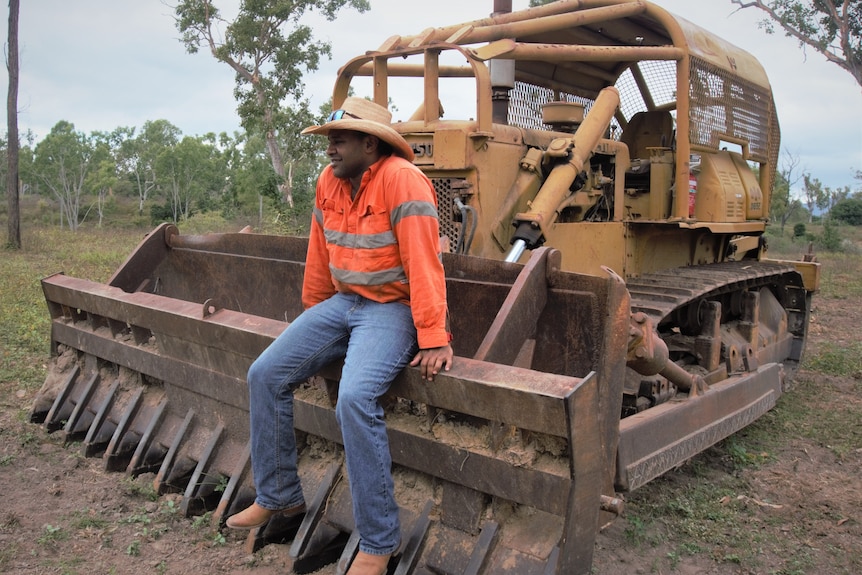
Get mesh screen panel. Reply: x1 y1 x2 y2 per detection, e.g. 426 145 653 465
688 57 775 165
432 178 460 252
508 58 777 185
616 61 678 120
508 82 602 131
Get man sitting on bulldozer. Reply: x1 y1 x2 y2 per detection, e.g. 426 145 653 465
225 97 454 575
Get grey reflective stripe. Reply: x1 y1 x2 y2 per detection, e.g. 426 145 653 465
391 200 438 227
324 228 397 249
313 207 323 225
330 264 407 286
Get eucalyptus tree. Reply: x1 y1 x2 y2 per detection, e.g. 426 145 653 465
274 99 324 210
155 135 225 223
802 173 827 223
115 120 182 214
770 170 797 233
85 136 120 228
31 121 99 231
730 0 861 87
231 130 282 223
769 151 804 233
213 130 245 218
174 0 369 207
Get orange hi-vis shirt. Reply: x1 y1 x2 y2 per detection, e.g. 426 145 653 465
302 154 450 350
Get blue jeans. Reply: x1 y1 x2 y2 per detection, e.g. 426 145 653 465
246 292 417 556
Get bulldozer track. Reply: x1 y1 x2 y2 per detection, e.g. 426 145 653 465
627 260 804 326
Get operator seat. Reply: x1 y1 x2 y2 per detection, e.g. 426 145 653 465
620 110 674 159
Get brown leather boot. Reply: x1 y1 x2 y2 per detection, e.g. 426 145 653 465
225 501 306 530
346 550 391 575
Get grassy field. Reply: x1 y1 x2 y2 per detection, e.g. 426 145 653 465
1 227 147 394
1 221 860 574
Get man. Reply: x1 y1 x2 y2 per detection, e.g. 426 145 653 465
226 97 454 575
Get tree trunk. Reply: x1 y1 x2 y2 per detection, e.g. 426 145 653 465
6 0 21 248
259 95 291 207
264 129 291 207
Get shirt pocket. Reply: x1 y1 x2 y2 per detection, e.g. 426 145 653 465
320 197 344 231
357 203 397 256
320 197 343 215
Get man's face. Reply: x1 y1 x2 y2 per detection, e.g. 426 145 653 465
326 129 372 181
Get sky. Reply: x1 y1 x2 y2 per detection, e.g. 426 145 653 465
0 0 860 192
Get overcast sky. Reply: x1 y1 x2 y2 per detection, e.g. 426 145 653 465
1 0 859 191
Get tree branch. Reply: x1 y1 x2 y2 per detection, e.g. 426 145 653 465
730 0 861 86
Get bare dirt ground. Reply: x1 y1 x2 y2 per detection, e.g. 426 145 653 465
1 293 859 574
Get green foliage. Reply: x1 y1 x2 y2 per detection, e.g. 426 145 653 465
175 0 369 132
125 539 141 557
819 218 842 251
121 476 160 502
29 121 102 231
37 524 67 545
155 135 227 223
622 515 646 545
180 211 233 234
174 1 366 207
770 153 809 232
792 222 806 239
149 202 175 226
211 531 227 546
802 173 827 223
116 120 182 215
831 197 862 225
14 113 316 232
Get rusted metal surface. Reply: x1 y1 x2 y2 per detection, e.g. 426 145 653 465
616 363 783 491
33 229 808 572
31 232 628 575
31 227 808 573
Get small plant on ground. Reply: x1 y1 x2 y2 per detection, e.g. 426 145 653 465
37 524 68 545
120 476 159 501
125 539 141 557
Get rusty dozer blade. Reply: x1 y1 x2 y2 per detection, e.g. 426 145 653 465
30 224 630 574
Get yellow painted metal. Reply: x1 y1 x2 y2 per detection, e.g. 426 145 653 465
329 0 784 282
544 222 628 277
512 87 620 239
772 259 822 292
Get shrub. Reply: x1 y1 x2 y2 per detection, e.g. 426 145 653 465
831 197 862 226
819 219 842 252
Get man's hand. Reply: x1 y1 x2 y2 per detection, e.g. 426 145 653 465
410 344 454 381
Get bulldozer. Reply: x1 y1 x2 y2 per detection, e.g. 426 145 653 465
30 1 821 573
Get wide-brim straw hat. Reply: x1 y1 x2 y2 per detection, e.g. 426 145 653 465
302 97 414 162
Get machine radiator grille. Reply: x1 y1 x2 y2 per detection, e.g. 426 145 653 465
432 177 459 252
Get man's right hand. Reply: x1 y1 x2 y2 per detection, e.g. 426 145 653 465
409 344 453 381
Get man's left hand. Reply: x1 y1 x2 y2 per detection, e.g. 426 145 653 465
410 344 454 381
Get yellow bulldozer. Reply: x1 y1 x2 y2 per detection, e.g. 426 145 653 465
31 1 820 573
